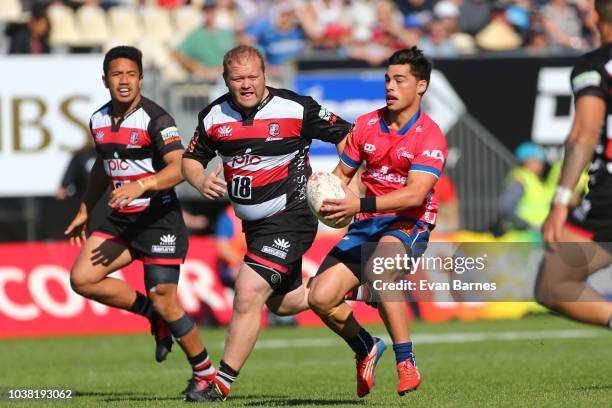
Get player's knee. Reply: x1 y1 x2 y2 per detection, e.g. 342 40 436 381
70 270 93 297
233 290 260 315
149 290 179 319
307 289 334 315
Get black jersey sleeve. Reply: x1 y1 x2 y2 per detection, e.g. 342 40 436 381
148 113 184 156
183 123 217 167
570 57 609 101
301 96 352 144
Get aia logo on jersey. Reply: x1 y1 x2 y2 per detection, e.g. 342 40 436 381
95 131 104 142
397 147 414 160
423 149 445 162
218 125 233 137
130 131 139 145
364 143 376 153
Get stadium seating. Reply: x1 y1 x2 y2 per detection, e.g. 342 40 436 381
171 5 202 43
108 5 143 46
47 3 80 48
75 4 110 48
0 0 22 22
141 6 173 45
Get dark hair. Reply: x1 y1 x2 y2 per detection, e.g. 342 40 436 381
596 0 612 24
103 46 143 76
222 45 266 79
387 46 432 83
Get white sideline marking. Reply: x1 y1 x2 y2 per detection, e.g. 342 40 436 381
250 329 604 350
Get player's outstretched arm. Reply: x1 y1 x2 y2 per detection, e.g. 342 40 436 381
543 95 605 245
182 159 227 200
64 155 107 247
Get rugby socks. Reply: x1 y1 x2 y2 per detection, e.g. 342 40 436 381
127 291 153 318
188 349 216 381
393 342 415 365
347 327 375 359
213 360 239 396
345 285 369 301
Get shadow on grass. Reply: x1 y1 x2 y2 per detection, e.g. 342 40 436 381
244 398 366 406
575 384 612 391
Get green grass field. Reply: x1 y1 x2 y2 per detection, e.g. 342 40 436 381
1 314 611 407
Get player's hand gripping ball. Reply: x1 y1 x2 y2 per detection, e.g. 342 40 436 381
307 171 352 228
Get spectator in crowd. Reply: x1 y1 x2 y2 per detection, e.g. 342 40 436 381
494 142 549 240
348 0 415 65
244 1 318 77
7 5 51 54
457 0 490 35
475 2 522 51
541 0 589 49
420 18 458 57
393 0 434 26
173 0 237 80
306 0 352 52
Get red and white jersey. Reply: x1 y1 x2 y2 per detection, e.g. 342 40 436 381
184 87 351 221
90 97 184 213
341 108 447 225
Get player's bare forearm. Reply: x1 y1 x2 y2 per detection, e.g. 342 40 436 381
375 173 437 213
81 156 108 215
182 157 208 196
140 150 184 192
335 136 347 156
333 161 357 185
557 95 605 190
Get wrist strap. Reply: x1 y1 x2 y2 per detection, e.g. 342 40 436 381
553 186 572 206
360 197 376 213
137 179 145 191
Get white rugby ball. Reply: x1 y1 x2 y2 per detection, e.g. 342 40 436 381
307 171 352 228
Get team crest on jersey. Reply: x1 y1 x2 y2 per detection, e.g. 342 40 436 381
268 122 280 137
219 125 233 137
95 131 104 142
397 147 414 160
130 131 139 145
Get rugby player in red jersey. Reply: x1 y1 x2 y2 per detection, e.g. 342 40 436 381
65 46 215 396
308 47 447 397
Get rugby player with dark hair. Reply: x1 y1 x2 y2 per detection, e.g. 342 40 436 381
537 0 612 331
182 45 354 402
309 46 446 397
65 45 216 397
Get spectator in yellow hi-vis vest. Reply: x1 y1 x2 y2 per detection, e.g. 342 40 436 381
495 142 548 240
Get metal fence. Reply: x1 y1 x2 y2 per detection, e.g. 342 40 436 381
445 114 515 232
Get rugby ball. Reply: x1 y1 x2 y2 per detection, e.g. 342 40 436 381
307 171 352 228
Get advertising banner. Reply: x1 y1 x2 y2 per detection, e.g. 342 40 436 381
0 55 108 197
